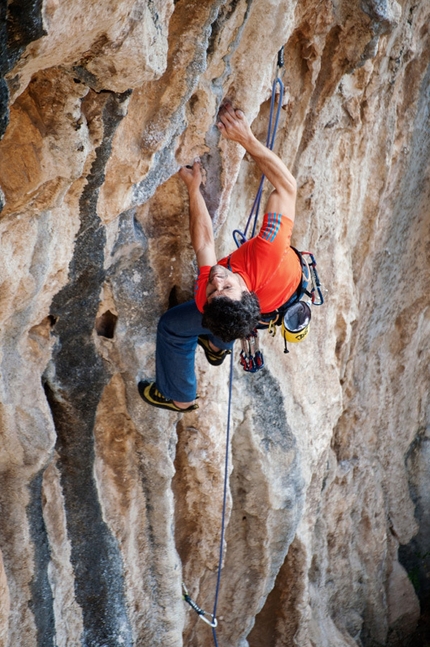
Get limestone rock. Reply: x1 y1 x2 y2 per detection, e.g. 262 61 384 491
0 0 429 646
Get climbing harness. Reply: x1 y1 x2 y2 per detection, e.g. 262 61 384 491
237 241 327 365
239 248 324 367
256 248 324 355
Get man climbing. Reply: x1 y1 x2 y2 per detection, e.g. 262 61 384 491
138 102 302 411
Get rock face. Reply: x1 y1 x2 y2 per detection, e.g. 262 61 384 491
0 1 429 646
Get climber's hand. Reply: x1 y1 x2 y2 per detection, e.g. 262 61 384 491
178 160 202 190
217 102 254 147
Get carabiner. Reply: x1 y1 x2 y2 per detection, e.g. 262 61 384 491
267 319 277 337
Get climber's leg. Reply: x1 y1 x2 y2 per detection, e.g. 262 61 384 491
155 300 232 403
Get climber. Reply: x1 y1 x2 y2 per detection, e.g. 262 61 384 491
138 101 302 411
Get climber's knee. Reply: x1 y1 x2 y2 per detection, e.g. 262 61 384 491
157 309 175 337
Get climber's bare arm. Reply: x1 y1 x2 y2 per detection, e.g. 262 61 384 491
178 162 217 268
217 102 296 222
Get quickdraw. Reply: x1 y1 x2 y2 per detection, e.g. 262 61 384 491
300 251 324 306
182 583 218 628
240 330 264 373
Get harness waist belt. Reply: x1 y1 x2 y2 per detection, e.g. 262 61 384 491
259 277 302 324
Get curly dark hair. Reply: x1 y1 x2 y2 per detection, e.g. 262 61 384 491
202 292 261 342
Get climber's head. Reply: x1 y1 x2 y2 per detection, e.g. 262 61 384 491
202 292 261 342
202 265 260 342
202 266 260 342
205 265 246 303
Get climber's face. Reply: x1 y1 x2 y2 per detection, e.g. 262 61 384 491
206 265 246 303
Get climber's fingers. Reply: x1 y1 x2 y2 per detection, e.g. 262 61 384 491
218 101 241 124
217 101 250 143
178 159 202 188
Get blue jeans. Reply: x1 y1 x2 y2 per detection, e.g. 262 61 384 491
156 300 234 402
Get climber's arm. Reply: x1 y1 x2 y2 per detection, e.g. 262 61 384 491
217 103 296 222
179 162 217 268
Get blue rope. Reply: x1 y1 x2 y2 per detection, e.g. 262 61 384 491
211 348 234 646
232 75 284 247
194 50 285 644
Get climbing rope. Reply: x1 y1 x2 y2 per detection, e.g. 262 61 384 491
211 348 234 646
182 349 234 645
183 48 285 643
184 48 324 637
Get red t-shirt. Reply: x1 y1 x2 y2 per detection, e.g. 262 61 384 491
194 213 302 314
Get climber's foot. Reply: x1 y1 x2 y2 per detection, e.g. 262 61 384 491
197 335 231 366
138 381 198 412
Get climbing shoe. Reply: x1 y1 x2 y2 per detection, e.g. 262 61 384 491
138 381 198 412
197 335 231 366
